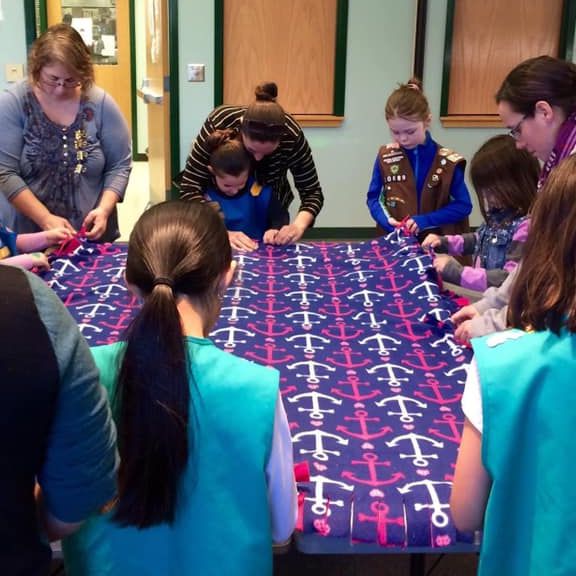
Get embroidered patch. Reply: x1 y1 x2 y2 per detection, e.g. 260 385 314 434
386 195 405 207
391 164 400 175
447 153 463 163
438 148 452 157
485 330 526 348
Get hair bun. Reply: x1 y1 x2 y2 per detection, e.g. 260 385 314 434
255 82 278 102
205 129 237 152
405 77 423 91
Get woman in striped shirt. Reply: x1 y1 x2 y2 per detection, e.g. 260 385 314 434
178 82 324 244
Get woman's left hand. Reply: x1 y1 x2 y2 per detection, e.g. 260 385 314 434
273 223 306 245
83 207 109 240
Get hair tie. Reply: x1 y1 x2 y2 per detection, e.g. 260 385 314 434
406 83 420 91
152 277 174 289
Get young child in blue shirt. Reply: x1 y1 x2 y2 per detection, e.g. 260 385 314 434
422 135 539 292
0 222 70 270
366 78 472 238
62 201 296 576
204 129 289 251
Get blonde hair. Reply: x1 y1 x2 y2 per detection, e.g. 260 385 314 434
28 24 94 92
385 77 430 122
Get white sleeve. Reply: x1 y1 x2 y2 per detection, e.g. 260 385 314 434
461 358 483 433
265 391 297 543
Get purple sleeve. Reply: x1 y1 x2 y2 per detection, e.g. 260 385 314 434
444 235 465 255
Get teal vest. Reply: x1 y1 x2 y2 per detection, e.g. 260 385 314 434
63 337 279 576
473 329 576 576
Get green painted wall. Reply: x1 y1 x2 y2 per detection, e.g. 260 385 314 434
176 0 508 227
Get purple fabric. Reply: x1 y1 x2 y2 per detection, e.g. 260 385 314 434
538 112 576 190
42 232 474 551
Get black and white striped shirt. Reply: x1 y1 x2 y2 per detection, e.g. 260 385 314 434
178 106 324 217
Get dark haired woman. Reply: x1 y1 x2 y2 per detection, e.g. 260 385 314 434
178 82 323 245
452 55 576 341
62 201 296 575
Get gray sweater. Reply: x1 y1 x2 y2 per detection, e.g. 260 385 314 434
0 81 131 241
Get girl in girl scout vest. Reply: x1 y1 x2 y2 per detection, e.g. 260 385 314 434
63 201 296 576
422 135 539 292
451 153 576 576
366 78 472 239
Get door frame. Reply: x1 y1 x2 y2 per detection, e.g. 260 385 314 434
22 0 181 194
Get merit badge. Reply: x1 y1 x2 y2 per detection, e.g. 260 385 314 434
440 159 447 166
391 164 400 175
431 174 440 182
250 181 262 197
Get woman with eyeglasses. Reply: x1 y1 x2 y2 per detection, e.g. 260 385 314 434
451 55 576 342
0 24 131 242
177 82 324 246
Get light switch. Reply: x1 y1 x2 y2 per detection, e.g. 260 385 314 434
5 64 24 83
187 64 205 82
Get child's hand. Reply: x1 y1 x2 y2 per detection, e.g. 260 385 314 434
451 304 480 326
44 227 72 246
421 233 441 249
27 252 50 271
263 229 279 244
228 231 258 251
433 254 451 274
405 218 419 235
454 320 474 344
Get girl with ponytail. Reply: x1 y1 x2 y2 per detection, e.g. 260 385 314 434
63 201 296 576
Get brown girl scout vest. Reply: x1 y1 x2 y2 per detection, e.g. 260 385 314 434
377 144 470 237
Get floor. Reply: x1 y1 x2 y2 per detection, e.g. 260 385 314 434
116 161 150 241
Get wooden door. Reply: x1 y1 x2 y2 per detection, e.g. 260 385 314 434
46 0 132 132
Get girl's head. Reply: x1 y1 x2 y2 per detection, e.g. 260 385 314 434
496 56 576 161
241 82 286 160
470 135 539 222
114 201 233 528
29 24 94 94
385 78 431 149
508 154 576 334
206 129 251 196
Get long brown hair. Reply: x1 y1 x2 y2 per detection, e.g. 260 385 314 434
114 201 232 528
508 154 576 333
470 135 539 222
28 24 94 92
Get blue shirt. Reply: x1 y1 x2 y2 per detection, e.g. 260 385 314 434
206 177 288 240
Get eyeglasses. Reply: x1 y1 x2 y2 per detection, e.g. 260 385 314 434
40 73 81 88
509 116 527 140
